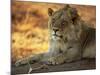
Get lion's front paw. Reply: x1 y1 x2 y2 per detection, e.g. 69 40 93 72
47 56 65 65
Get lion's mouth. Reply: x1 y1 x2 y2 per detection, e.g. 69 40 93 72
52 31 63 40
52 34 63 38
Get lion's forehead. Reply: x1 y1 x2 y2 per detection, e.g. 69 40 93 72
52 10 69 22
53 11 62 18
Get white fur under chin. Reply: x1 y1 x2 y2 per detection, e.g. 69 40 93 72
52 36 61 40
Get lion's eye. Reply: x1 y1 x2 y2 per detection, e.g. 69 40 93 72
52 18 55 23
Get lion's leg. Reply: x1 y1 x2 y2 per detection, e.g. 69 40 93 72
15 53 44 67
82 44 96 58
65 47 82 63
46 45 81 65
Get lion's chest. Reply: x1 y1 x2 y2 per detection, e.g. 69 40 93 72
49 40 69 56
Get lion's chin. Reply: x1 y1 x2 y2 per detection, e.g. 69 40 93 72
52 35 62 40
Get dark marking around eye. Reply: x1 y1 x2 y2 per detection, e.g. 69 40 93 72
52 18 55 23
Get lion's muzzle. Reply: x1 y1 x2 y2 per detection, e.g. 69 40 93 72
51 28 63 40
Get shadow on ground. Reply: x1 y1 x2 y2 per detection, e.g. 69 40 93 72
11 58 96 75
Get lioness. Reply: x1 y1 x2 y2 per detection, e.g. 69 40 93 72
15 5 96 66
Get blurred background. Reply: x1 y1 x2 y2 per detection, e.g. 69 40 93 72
11 1 96 63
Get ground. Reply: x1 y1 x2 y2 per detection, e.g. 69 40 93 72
11 58 96 75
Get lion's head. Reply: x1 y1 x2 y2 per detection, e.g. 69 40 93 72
48 5 82 42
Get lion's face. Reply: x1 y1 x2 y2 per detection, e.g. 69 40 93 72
48 5 80 41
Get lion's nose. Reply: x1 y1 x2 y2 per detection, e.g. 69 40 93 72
53 28 59 32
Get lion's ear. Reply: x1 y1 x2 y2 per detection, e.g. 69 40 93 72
48 8 54 16
64 5 79 22
70 8 79 24
64 4 70 9
71 8 78 19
